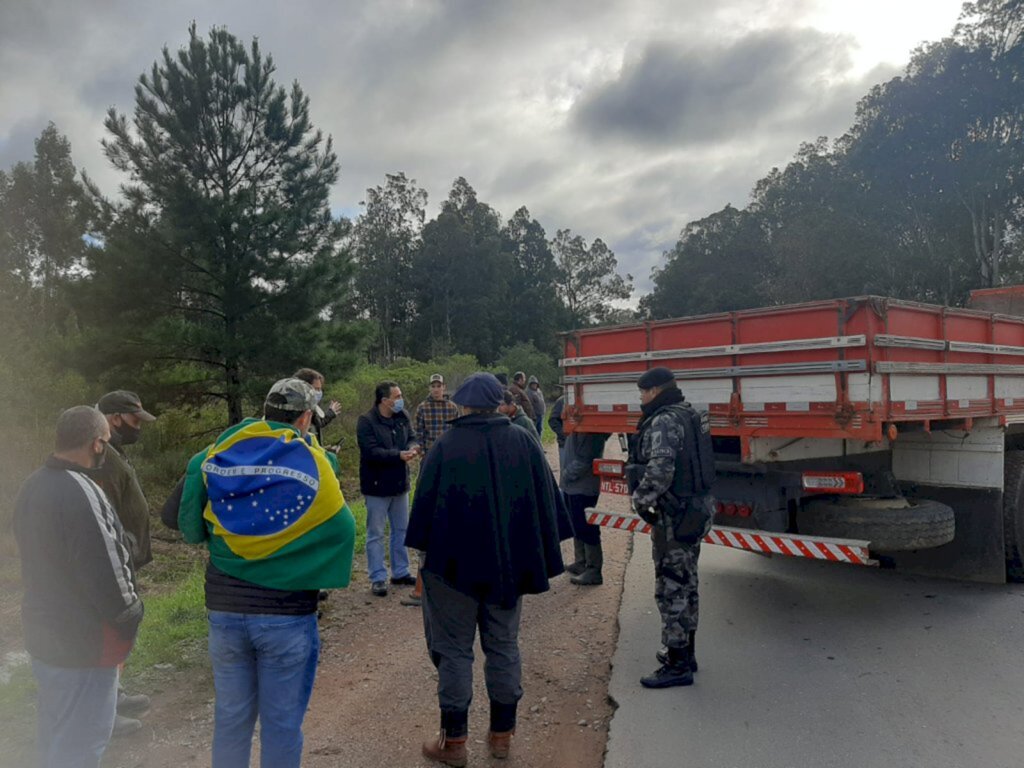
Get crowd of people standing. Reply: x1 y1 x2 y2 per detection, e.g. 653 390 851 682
13 364 710 767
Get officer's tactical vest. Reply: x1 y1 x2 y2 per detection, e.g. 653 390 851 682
669 402 716 497
630 401 715 498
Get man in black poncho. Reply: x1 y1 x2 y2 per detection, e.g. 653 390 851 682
406 372 565 766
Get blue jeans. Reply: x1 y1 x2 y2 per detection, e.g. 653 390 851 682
365 493 411 583
31 658 118 768
208 611 320 768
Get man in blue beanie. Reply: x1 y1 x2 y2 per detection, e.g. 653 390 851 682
407 372 565 765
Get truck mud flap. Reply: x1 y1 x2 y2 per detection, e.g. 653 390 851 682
881 486 1005 584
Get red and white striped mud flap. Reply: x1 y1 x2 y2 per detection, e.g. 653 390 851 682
584 510 876 567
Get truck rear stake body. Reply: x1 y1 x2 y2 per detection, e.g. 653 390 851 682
562 288 1024 583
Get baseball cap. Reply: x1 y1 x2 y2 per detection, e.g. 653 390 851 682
429 373 444 384
96 390 156 421
265 378 317 412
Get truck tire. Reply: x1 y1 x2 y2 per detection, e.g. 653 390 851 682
1003 451 1024 582
799 497 955 551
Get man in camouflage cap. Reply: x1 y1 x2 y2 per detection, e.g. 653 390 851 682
626 367 714 689
176 377 356 767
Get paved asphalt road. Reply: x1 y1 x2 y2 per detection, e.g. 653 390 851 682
605 537 1024 768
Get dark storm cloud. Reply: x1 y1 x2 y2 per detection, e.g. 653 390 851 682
572 27 867 146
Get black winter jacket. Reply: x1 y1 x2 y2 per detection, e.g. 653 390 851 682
356 406 417 497
406 413 565 608
14 456 143 667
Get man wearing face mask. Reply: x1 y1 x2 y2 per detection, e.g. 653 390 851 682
96 390 157 570
357 380 421 597
293 368 342 447
95 390 158 735
14 406 143 767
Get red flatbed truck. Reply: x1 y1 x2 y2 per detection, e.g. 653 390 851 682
561 288 1024 583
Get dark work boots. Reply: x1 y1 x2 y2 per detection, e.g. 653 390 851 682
570 542 603 586
565 539 587 576
657 630 697 672
641 645 694 689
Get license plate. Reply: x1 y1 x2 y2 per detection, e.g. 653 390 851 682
600 479 629 495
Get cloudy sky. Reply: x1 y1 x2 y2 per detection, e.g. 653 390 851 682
0 0 964 297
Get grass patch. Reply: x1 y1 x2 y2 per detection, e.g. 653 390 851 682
123 560 207 685
348 498 368 555
0 659 35 763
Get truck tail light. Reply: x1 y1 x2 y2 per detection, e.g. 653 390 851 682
801 471 864 495
593 459 624 477
737 504 752 518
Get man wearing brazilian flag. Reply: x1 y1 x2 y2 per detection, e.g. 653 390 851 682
178 378 356 768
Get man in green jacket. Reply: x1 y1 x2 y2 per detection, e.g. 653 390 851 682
96 389 158 734
178 378 356 768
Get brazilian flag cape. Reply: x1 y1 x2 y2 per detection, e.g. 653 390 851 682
179 418 355 591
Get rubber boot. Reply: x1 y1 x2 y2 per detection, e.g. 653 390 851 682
570 542 603 586
488 700 517 759
657 631 697 672
641 646 694 689
565 539 587 576
423 710 468 767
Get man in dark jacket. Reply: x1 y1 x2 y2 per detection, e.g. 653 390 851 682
407 372 564 766
499 390 540 444
548 394 567 466
560 430 611 585
14 406 143 768
357 380 421 597
526 375 546 436
508 371 536 420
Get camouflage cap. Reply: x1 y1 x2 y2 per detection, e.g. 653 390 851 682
265 378 317 412
96 390 156 421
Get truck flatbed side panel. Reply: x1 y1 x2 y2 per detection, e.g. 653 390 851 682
562 296 1024 442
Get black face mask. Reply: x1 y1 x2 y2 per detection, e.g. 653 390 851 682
114 422 141 446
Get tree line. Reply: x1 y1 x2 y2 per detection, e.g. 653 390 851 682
3 2 1023 425
642 0 1024 319
0 24 632 424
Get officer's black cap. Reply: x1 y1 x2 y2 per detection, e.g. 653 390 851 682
637 367 675 390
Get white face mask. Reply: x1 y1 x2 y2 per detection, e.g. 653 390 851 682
392 398 405 413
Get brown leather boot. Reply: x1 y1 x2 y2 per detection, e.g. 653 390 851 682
422 731 468 767
488 729 514 759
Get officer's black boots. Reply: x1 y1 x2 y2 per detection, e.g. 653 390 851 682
658 630 699 671
566 539 587 576
641 646 694 688
570 542 603 585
